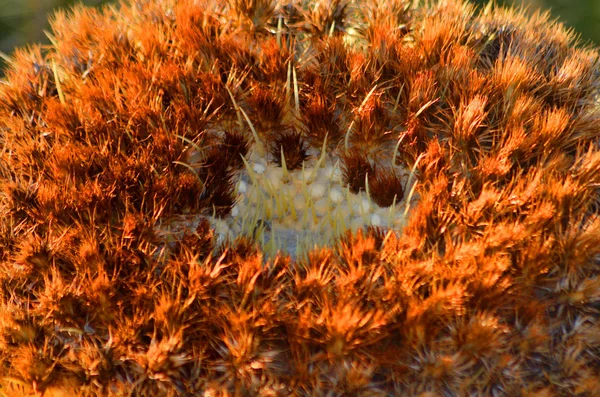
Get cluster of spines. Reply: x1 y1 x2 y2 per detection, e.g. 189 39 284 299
0 0 599 395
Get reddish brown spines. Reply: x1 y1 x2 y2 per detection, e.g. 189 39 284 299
362 0 412 75
341 146 405 207
308 36 351 90
301 91 343 148
197 146 238 217
174 218 215 260
348 88 397 151
0 0 600 395
202 178 238 217
220 129 251 170
173 171 207 212
0 47 53 117
369 168 404 208
176 130 249 217
12 233 53 283
256 36 292 82
475 25 517 69
340 148 375 194
269 128 309 170
247 85 289 133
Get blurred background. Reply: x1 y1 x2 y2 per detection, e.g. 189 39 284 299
476 0 600 45
0 0 109 74
0 0 598 75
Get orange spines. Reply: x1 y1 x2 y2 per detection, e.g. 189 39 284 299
0 0 599 395
301 89 343 147
246 84 289 133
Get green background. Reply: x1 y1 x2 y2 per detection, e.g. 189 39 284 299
0 0 598 75
0 0 109 74
475 0 600 46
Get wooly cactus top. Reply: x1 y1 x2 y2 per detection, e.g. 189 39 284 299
1 0 599 395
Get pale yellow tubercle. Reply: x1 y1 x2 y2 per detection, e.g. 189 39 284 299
207 137 419 260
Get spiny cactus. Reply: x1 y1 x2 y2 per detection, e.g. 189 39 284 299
0 0 599 395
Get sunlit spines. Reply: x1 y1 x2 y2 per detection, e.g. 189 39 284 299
1 0 600 394
227 0 279 32
303 0 354 36
346 85 398 152
300 90 343 148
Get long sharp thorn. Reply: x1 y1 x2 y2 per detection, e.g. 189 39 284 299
293 64 300 115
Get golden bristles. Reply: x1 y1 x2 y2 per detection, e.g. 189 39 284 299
0 0 599 395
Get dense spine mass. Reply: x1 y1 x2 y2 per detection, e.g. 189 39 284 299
0 0 599 395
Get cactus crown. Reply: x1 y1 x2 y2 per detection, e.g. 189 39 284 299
0 0 599 395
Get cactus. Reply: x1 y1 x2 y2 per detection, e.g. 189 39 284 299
0 0 599 395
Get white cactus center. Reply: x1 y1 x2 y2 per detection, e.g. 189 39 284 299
207 140 418 259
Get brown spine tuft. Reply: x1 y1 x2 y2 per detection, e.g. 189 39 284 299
340 148 375 193
269 128 309 170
